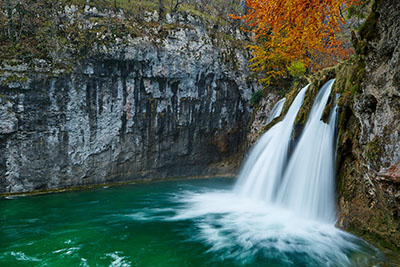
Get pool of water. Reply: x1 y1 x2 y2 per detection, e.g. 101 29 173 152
0 178 394 266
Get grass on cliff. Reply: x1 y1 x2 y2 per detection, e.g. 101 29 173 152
0 0 243 68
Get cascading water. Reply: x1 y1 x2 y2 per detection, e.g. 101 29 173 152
266 97 286 124
276 80 338 223
234 85 308 202
235 79 338 224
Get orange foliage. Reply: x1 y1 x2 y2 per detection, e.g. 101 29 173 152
233 0 359 84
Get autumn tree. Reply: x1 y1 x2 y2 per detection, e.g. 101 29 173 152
233 0 359 84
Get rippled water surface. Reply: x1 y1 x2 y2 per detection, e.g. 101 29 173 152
0 178 394 266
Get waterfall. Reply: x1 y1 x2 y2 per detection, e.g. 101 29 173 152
266 97 286 124
234 85 308 202
235 80 338 224
151 79 379 265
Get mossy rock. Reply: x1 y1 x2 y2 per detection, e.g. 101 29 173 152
359 1 380 42
257 79 307 136
289 66 337 137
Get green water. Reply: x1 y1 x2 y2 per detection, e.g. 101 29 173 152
0 178 394 266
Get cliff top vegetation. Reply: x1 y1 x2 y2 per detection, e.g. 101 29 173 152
0 0 245 69
1 0 372 87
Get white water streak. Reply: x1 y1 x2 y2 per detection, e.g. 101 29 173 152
276 80 338 223
235 85 308 202
266 97 286 125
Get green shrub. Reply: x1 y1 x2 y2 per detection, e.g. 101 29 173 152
250 90 263 106
287 61 306 79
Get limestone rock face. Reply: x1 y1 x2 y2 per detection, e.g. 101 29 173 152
246 94 281 146
336 0 400 251
0 14 260 194
0 99 18 135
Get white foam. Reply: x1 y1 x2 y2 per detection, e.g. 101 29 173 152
167 189 368 266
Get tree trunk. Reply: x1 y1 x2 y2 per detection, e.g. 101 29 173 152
173 0 181 13
7 0 15 42
158 0 164 19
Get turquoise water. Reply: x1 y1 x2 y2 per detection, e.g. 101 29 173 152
0 178 393 266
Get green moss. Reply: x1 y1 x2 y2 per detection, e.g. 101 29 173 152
355 1 381 56
349 64 365 94
359 1 380 42
290 66 337 136
333 58 365 96
259 116 281 135
365 136 383 161
348 222 399 253
274 80 304 116
337 92 354 138
321 102 333 123
250 90 263 107
179 3 221 24
334 60 364 199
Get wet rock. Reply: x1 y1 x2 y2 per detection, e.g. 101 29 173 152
337 0 400 252
0 17 260 194
0 99 18 134
377 162 400 184
247 94 280 146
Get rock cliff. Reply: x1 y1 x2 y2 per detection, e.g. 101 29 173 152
0 7 260 194
335 0 400 252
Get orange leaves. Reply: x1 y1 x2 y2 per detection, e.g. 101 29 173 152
235 0 359 84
